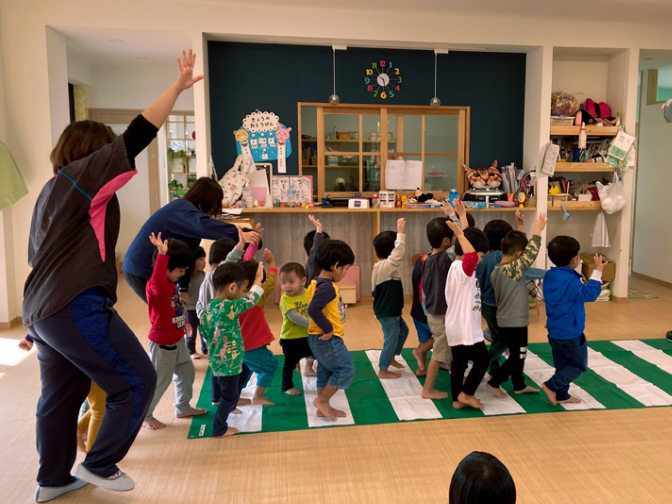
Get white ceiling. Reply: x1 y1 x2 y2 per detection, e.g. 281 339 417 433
61 26 192 66
192 0 672 24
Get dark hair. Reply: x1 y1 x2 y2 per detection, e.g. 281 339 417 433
152 239 193 271
373 230 396 259
183 177 224 217
454 227 490 256
449 451 516 504
426 218 454 249
240 260 265 287
212 262 247 292
280 262 306 278
50 121 116 174
465 212 476 228
190 246 206 271
548 235 580 267
315 239 355 271
483 219 513 251
209 238 236 265
304 229 331 256
241 227 262 251
501 231 528 255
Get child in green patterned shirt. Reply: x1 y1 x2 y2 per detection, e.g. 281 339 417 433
200 261 264 438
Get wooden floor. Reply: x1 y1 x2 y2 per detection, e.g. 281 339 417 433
2 276 672 503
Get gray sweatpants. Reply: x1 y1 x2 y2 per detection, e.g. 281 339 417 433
146 338 195 418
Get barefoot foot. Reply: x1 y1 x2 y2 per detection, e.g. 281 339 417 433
542 383 558 405
486 383 507 398
412 348 426 371
313 397 346 418
214 427 239 438
378 369 401 379
415 367 427 377
558 396 582 404
176 407 207 418
284 388 302 396
514 386 540 395
237 398 251 406
76 431 87 453
421 388 449 400
190 353 201 360
232 408 242 414
142 417 165 430
389 357 404 369
252 396 275 406
453 401 467 409
457 392 484 409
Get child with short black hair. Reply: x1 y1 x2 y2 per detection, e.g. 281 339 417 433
486 214 547 398
307 239 355 418
304 214 330 286
279 262 314 395
419 216 455 400
449 451 516 504
410 251 432 377
542 236 606 405
143 233 206 430
445 224 491 409
185 246 207 359
477 212 525 374
200 261 265 438
372 218 408 379
238 249 279 405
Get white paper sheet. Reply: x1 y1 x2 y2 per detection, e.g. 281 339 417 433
301 359 354 428
365 350 442 421
385 160 423 190
227 373 263 433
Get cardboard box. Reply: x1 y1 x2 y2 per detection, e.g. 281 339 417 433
580 253 615 282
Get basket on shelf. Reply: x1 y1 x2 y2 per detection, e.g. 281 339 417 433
550 116 575 126
336 132 351 140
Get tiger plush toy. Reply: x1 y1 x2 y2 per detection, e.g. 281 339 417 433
464 160 503 189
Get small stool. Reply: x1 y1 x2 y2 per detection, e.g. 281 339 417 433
524 268 546 315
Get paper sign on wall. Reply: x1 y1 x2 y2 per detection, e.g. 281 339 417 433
234 110 292 172
385 159 423 190
272 176 313 203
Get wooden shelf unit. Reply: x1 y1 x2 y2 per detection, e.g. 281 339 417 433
234 206 536 215
548 200 602 211
554 162 615 173
550 125 620 136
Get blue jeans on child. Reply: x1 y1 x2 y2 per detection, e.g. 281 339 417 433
212 365 251 437
307 335 354 390
544 334 588 402
412 318 432 344
377 316 409 370
242 346 278 388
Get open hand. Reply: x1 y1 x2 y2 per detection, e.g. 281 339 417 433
262 248 275 267
174 49 204 92
593 254 609 272
254 261 265 285
534 213 547 235
308 214 323 233
397 217 406 234
149 232 168 255
446 220 464 237
441 200 456 218
454 200 467 218
515 208 525 231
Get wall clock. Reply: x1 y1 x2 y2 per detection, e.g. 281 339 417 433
364 60 401 100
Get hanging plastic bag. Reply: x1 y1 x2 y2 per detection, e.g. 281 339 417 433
219 154 255 206
595 176 626 214
592 211 611 248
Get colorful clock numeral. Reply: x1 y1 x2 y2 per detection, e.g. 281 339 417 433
389 91 395 98
371 62 377 70
395 85 400 91
364 77 370 84
373 89 378 97
395 68 400 75
397 77 403 83
365 59 401 100
367 85 373 92
366 68 373 76
381 91 387 99
380 60 386 67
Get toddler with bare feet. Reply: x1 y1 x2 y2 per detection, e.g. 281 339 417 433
541 236 606 405
444 223 491 410
372 218 408 379
200 262 265 438
486 213 547 398
307 240 356 419
143 233 206 430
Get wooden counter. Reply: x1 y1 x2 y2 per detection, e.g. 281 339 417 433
221 206 538 298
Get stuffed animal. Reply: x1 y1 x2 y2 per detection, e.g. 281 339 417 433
464 160 502 189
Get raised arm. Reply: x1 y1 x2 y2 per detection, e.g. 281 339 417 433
501 214 546 281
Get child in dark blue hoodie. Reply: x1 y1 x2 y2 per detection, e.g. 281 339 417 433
542 236 607 405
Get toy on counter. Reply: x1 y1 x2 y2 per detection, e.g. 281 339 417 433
321 196 333 208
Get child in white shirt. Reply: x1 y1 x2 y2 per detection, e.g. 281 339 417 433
444 222 491 410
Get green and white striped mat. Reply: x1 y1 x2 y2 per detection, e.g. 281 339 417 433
188 339 672 439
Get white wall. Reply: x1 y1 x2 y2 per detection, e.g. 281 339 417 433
553 56 610 104
633 70 672 283
67 49 93 85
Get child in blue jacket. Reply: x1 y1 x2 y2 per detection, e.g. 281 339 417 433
542 236 607 405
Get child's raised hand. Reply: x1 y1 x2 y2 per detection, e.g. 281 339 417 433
174 49 204 92
242 228 261 245
18 338 33 352
515 208 525 231
236 226 246 248
446 220 464 237
253 261 265 285
308 214 323 233
454 199 467 218
262 248 276 267
149 232 168 255
441 200 456 218
397 217 406 234
594 254 609 272
534 213 547 235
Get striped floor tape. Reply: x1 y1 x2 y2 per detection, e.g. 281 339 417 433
188 339 672 439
